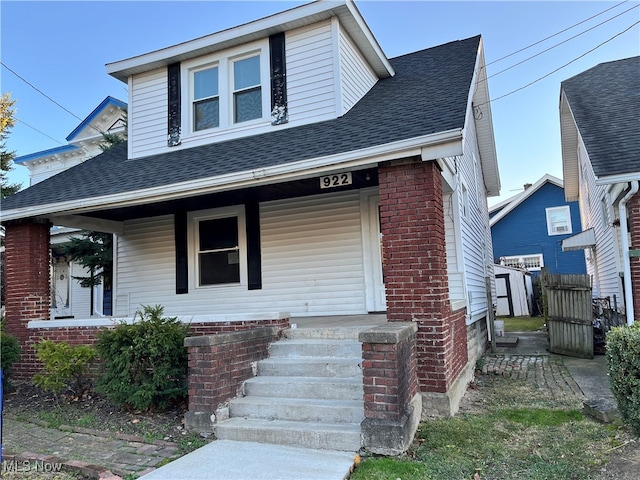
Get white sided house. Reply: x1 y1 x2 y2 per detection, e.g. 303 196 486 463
13 96 127 319
560 56 640 325
2 0 501 453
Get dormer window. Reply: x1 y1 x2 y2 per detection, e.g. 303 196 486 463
184 41 270 136
194 66 219 131
233 55 262 123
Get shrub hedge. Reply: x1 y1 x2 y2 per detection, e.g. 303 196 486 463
606 323 640 435
33 339 97 396
1 318 20 390
95 305 189 411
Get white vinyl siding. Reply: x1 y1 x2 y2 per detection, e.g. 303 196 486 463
458 119 493 323
338 26 377 114
286 20 337 123
114 191 367 318
69 263 91 318
577 140 621 300
444 192 465 306
129 69 167 159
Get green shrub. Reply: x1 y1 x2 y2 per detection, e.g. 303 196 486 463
95 305 189 411
1 317 21 390
606 323 640 435
33 339 97 396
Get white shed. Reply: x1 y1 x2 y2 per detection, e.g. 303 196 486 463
494 264 533 317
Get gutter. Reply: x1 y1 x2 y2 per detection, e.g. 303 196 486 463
1 128 463 222
619 180 639 325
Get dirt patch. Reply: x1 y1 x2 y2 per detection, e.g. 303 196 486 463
2 381 188 442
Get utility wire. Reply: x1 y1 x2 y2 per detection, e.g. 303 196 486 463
1 61 105 136
485 4 639 82
486 0 631 66
15 118 65 146
480 20 640 107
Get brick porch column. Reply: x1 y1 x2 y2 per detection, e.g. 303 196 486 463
3 219 51 379
378 159 468 411
628 191 640 322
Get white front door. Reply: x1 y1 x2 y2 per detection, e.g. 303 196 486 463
361 191 386 312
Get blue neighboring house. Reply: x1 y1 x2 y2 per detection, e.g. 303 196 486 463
490 174 587 276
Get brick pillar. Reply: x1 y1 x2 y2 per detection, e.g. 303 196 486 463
4 220 51 379
378 159 468 396
628 191 640 322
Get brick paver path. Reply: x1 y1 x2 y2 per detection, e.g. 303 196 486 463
482 354 585 399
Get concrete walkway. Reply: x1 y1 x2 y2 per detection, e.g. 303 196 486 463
139 440 357 480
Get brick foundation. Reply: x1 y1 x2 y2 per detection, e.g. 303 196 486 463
378 159 469 399
7 317 289 381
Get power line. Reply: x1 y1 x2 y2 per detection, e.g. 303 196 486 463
485 4 639 82
15 118 65 146
486 0 631 67
482 20 639 106
0 61 105 137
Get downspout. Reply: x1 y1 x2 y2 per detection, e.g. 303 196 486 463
619 180 639 325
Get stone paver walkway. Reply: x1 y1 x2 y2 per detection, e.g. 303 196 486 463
482 354 585 398
2 417 183 479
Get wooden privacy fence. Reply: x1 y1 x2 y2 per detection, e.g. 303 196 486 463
542 271 593 359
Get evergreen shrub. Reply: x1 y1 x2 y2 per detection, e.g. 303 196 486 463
1 317 20 390
95 305 189 410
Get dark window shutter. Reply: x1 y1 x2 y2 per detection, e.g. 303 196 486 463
175 211 188 294
245 199 262 290
168 63 181 146
269 32 287 125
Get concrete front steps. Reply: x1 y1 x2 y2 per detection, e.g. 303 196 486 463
215 327 365 451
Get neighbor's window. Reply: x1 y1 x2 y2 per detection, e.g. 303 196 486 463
546 206 572 236
233 55 262 123
193 66 219 131
198 217 240 285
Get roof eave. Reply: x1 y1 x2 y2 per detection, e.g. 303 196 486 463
106 1 394 83
1 129 461 223
560 89 580 202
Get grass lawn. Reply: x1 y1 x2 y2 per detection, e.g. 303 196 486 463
349 374 631 480
500 316 546 332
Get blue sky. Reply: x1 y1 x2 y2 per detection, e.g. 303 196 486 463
1 0 639 206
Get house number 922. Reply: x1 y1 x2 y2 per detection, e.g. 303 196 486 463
320 172 352 189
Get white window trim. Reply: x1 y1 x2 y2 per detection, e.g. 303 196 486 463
181 39 270 139
545 205 572 236
188 205 247 290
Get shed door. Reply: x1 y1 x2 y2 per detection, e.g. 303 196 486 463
495 273 514 317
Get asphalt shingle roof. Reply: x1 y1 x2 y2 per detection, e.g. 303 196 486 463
561 56 640 179
2 35 480 214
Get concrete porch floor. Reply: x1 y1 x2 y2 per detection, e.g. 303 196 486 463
291 314 387 329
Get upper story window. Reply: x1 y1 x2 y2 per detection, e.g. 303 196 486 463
185 41 268 136
194 66 219 131
233 55 262 123
546 205 572 236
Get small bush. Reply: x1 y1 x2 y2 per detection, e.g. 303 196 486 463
1 317 21 390
95 305 189 411
606 323 640 435
33 339 97 396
